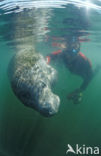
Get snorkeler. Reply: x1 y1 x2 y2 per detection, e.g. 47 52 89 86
46 36 100 104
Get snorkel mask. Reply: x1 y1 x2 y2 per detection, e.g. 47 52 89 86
70 37 80 54
65 36 80 55
72 48 79 54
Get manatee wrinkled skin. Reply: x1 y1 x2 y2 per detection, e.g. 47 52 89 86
8 48 60 117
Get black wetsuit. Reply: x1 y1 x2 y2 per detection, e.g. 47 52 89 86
48 50 93 91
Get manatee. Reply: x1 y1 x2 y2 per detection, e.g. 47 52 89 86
8 47 60 117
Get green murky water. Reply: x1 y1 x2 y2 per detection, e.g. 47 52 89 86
0 1 101 156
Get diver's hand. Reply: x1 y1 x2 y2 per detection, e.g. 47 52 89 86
46 56 51 64
67 88 83 104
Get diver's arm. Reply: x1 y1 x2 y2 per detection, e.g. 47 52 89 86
79 56 93 91
67 75 93 104
46 49 62 63
80 75 93 91
67 59 93 104
80 60 93 92
80 64 101 91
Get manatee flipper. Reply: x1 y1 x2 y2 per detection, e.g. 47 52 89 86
8 48 60 117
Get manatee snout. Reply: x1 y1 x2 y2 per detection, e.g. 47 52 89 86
37 87 60 117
